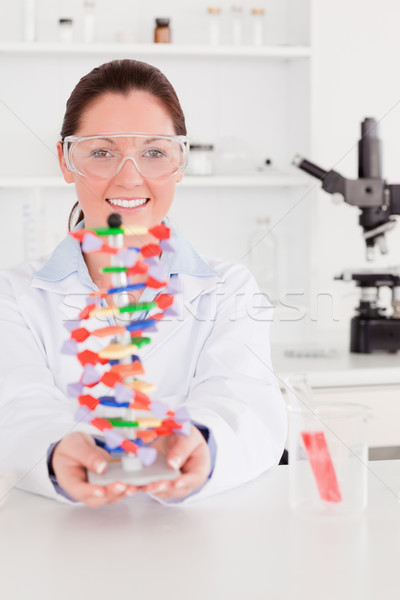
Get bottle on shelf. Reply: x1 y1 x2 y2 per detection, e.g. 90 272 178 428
58 18 74 43
22 0 36 42
154 18 171 43
250 8 265 46
186 144 215 176
207 7 221 45
83 0 96 43
230 5 243 45
247 216 278 303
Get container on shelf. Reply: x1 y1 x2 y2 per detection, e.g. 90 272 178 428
186 144 215 176
214 136 256 175
22 0 36 42
250 8 265 46
257 157 273 172
230 5 244 45
83 0 96 43
115 31 136 43
154 18 171 43
207 7 222 45
58 19 74 43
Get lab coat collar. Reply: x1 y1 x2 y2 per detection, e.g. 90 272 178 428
31 219 218 295
32 219 221 344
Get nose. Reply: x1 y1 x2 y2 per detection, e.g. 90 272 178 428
113 156 144 185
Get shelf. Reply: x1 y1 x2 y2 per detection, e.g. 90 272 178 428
0 41 311 59
0 173 311 189
180 173 310 187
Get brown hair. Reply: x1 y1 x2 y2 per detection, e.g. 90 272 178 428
63 59 187 229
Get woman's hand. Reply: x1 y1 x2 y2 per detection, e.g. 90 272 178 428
142 425 212 501
51 432 140 507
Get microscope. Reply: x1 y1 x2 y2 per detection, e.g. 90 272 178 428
294 117 400 353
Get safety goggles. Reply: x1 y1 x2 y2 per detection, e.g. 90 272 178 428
63 132 189 180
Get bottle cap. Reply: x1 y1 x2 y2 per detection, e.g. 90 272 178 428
59 18 73 25
207 7 221 14
251 8 265 15
155 18 170 27
190 144 214 151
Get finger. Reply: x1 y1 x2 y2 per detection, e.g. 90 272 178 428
53 434 110 503
83 482 140 507
54 433 110 476
125 485 140 497
142 479 173 495
143 457 206 500
144 478 192 501
166 445 211 498
166 426 204 471
60 472 108 506
101 481 129 504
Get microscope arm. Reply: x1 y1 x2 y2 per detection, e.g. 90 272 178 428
293 154 400 258
293 154 385 208
293 118 400 259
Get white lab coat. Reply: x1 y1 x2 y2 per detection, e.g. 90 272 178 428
0 231 287 505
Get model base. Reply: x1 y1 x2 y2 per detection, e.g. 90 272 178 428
88 454 181 486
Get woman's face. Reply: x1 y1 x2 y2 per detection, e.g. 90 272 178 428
57 90 184 230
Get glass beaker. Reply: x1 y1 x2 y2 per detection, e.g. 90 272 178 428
288 402 369 516
284 375 369 517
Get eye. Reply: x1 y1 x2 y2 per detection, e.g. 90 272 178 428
143 148 167 159
90 148 114 159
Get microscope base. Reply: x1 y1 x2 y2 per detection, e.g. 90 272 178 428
350 316 400 353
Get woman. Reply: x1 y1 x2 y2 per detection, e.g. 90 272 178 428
0 59 287 507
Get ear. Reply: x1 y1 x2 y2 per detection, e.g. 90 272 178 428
175 170 184 184
57 141 75 184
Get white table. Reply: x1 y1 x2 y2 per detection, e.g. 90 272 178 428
1 461 400 600
272 342 400 388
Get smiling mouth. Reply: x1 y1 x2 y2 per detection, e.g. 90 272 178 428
106 198 149 208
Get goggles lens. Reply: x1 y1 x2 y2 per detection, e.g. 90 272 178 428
64 134 188 180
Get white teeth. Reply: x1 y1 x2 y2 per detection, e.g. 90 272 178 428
107 198 148 208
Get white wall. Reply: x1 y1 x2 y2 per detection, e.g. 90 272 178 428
309 0 400 343
2 0 399 349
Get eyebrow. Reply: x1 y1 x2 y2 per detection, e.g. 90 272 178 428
143 137 173 144
93 137 117 145
87 135 173 145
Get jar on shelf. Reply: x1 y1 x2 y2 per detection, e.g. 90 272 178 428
230 5 243 45
251 8 265 46
247 216 278 303
207 7 221 45
83 0 96 43
154 18 171 43
186 144 215 176
22 0 36 42
58 18 74 43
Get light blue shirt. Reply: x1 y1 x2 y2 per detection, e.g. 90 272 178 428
35 219 217 286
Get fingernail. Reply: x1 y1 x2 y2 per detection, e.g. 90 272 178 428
175 479 186 489
94 460 107 475
152 483 167 493
114 482 126 493
168 457 182 470
126 488 136 497
93 488 105 498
